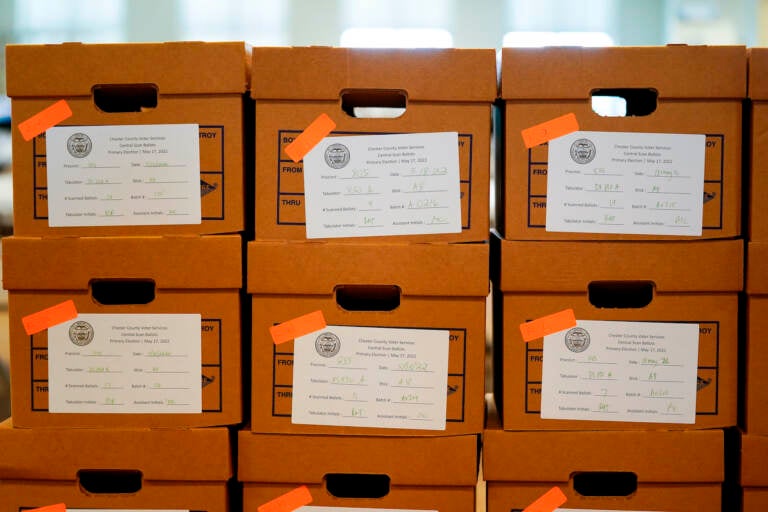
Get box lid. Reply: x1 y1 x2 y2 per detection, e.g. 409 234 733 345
0 419 232 481
483 423 723 483
2 235 242 290
749 48 768 100
238 429 478 486
247 240 489 296
492 234 743 293
501 45 746 100
250 47 497 102
747 242 768 293
741 433 768 486
6 42 249 97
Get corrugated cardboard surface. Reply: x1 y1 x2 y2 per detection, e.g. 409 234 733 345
6 42 248 237
501 46 745 100
248 240 488 435
251 47 496 101
492 235 742 430
742 433 768 511
484 419 724 512
252 47 495 243
0 418 231 512
498 45 745 241
6 42 250 96
750 48 768 240
748 48 768 100
239 429 477 512
2 235 243 428
746 242 768 433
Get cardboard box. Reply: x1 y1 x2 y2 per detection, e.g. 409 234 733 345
239 429 478 512
484 415 724 512
492 233 742 430
251 46 496 243
2 235 242 428
745 242 768 433
749 48 768 240
498 45 745 241
0 418 231 512
6 42 249 236
248 240 488 435
742 433 768 511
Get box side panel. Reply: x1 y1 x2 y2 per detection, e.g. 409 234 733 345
487 482 722 512
499 293 738 430
10 95 244 236
250 294 486 436
244 484 475 512
254 101 491 243
502 100 742 240
8 290 241 428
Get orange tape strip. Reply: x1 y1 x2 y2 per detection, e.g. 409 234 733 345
285 113 336 162
522 486 567 512
22 300 78 336
270 310 327 345
18 100 73 142
520 309 577 342
521 113 579 148
27 504 66 512
258 485 313 512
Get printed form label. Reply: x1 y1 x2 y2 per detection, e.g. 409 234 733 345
541 320 699 423
48 314 202 413
302 132 461 238
546 131 705 236
292 325 449 430
46 124 201 226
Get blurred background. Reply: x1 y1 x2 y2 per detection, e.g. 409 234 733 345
0 0 767 421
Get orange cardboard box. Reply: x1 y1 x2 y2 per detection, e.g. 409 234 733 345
745 242 768 433
749 48 768 240
742 433 768 511
484 411 724 512
498 45 745 241
251 46 496 243
2 235 242 428
248 240 488 435
239 429 478 512
0 418 231 512
6 42 249 236
492 233 742 430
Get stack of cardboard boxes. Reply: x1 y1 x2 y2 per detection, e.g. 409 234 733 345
743 47 768 512
0 40 764 512
0 42 249 511
487 46 745 512
240 47 496 510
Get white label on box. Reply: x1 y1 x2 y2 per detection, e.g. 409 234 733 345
46 124 201 226
300 508 435 512
546 131 705 236
302 132 461 238
291 325 449 430
541 320 699 423
48 314 201 413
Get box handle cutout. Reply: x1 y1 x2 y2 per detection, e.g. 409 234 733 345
341 89 407 118
93 84 158 113
572 471 638 496
591 88 657 117
78 469 143 494
335 285 401 311
324 473 390 498
90 279 156 305
588 281 654 309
